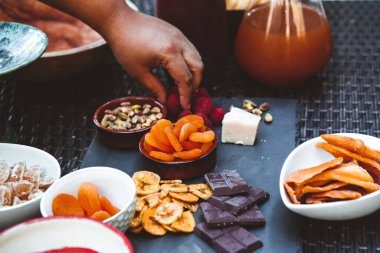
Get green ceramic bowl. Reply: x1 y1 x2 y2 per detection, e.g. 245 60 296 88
0 21 48 76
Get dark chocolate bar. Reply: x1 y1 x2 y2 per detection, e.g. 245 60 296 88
195 222 263 253
200 202 265 228
204 170 249 196
208 186 270 215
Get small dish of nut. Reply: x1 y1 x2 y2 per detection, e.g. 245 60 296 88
93 96 167 149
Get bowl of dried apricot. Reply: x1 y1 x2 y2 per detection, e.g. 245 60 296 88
93 96 167 149
40 167 136 232
0 143 61 229
138 115 218 179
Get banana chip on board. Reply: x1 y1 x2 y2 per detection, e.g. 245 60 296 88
133 171 160 196
159 188 170 199
171 198 199 213
135 197 146 212
188 184 212 200
142 207 167 236
153 202 183 225
171 211 195 233
160 183 188 193
169 192 199 203
144 193 160 208
160 180 182 184
129 226 143 234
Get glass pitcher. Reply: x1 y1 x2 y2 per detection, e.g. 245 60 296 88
234 0 333 87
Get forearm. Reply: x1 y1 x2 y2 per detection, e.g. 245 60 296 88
40 0 133 38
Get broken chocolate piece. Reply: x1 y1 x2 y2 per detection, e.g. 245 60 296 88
204 170 249 196
208 186 270 215
195 222 263 253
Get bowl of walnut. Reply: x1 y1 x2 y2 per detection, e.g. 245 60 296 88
0 143 61 229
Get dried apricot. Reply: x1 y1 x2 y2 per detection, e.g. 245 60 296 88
145 133 174 153
52 193 85 217
91 210 111 221
100 196 120 216
173 149 203 160
164 127 183 152
143 140 157 153
179 123 197 142
150 119 173 147
173 115 204 136
78 182 101 216
181 140 203 151
149 151 175 162
189 131 215 143
201 142 214 154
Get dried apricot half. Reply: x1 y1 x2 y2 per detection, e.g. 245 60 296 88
173 115 204 136
189 131 215 143
145 133 174 153
149 151 175 162
173 149 203 160
150 119 173 147
52 193 85 217
78 182 101 216
164 126 183 152
181 140 202 151
179 123 197 142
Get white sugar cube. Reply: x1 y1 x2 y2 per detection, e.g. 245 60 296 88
221 106 261 145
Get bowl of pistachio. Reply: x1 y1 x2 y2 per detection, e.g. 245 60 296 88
93 96 167 149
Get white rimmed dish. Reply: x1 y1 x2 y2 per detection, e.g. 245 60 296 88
0 216 134 253
0 143 61 229
40 166 136 232
279 133 380 220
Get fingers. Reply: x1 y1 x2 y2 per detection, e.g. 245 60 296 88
134 69 167 103
164 56 194 110
181 39 203 89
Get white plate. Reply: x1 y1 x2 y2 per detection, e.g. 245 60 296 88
279 133 380 220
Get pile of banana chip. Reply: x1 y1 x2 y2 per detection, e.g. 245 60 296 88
129 171 212 235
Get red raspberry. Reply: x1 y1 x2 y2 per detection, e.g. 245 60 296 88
194 97 214 116
193 88 210 100
178 110 192 119
166 93 181 115
210 107 225 126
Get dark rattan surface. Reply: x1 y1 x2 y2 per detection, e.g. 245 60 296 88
1 0 380 252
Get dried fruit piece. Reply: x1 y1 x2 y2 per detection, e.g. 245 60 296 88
188 184 213 200
142 207 167 236
173 149 203 160
52 193 85 217
149 151 175 162
164 126 183 152
171 211 196 233
150 119 173 147
23 166 41 189
160 183 188 193
129 226 143 234
171 198 199 213
259 102 270 112
0 160 11 184
13 180 34 199
39 176 54 190
133 171 160 196
28 189 43 200
0 184 13 206
181 141 202 151
91 210 111 221
130 206 147 229
77 182 101 216
189 131 215 143
9 161 26 182
13 196 26 206
144 133 174 153
173 115 204 136
144 193 160 208
143 140 157 154
179 123 197 142
201 142 214 155
163 224 177 232
153 203 183 225
169 192 199 203
135 197 146 212
159 188 170 199
100 196 120 216
162 196 172 203
160 180 182 184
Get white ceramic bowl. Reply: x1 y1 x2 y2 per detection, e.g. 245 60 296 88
279 133 380 220
0 143 61 229
0 216 134 253
40 166 136 232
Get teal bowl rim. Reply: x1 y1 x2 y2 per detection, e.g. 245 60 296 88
0 21 48 76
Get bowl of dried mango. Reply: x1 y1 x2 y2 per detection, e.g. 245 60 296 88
40 167 136 232
138 115 218 179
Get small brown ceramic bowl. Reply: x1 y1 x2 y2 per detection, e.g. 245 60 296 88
93 96 167 149
138 132 218 179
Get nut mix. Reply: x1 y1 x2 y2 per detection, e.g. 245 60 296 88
101 101 163 131
0 160 54 207
130 171 212 235
242 100 273 124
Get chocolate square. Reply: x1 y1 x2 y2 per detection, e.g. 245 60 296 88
204 170 249 196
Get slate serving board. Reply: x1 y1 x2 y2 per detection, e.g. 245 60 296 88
82 97 299 253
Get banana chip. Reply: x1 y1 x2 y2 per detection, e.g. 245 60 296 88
171 211 195 233
160 180 182 184
162 196 172 203
133 171 160 196
161 183 188 193
188 184 212 200
129 205 148 229
144 193 160 208
169 192 199 203
142 207 167 236
159 188 170 199
163 224 177 232
129 226 143 234
171 198 199 213
135 197 146 212
154 203 183 225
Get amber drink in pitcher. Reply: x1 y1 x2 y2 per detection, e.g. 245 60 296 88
234 0 333 86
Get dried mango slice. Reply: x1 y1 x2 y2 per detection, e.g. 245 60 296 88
188 184 212 200
180 141 202 151
145 133 174 153
171 211 195 233
142 207 167 236
144 193 160 208
160 183 188 193
129 226 143 234
179 123 197 142
133 171 160 196
173 149 203 160
173 115 204 137
164 126 183 152
153 202 183 225
150 119 173 147
171 198 199 213
189 131 215 143
301 181 347 195
311 189 362 200
169 192 199 203
149 151 175 162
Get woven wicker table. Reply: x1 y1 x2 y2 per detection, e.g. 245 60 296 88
1 0 380 252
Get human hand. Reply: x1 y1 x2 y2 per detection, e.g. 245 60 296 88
105 8 203 110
